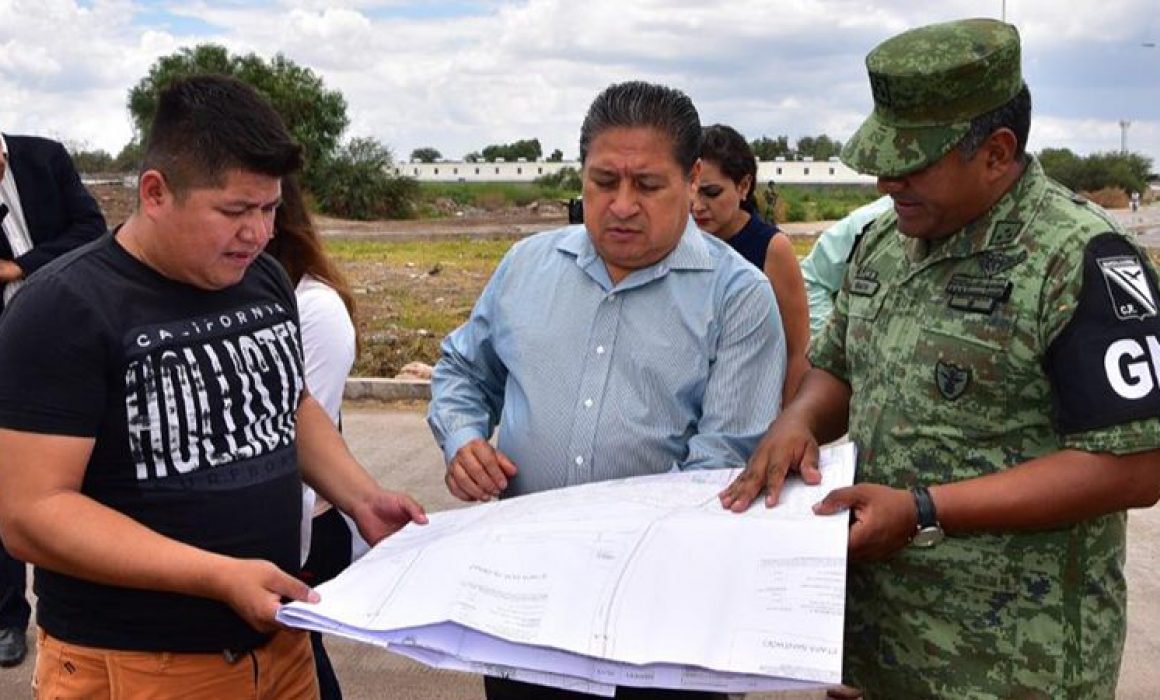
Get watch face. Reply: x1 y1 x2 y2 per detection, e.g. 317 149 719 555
911 526 945 548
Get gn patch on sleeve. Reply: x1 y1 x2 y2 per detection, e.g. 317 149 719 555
1045 233 1160 434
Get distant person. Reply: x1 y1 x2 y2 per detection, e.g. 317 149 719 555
0 75 426 699
799 195 893 335
693 124 809 403
1130 190 1141 212
267 174 366 700
429 80 786 700
0 130 107 668
720 18 1160 699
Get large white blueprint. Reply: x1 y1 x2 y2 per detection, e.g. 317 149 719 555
278 442 855 695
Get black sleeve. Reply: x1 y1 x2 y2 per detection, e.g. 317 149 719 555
1045 233 1160 434
0 275 109 436
14 140 108 276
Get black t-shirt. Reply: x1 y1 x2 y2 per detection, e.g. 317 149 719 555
0 234 304 653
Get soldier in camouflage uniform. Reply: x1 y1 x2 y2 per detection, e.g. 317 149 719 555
720 18 1160 700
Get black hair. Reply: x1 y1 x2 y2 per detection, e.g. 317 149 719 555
701 124 759 214
578 81 701 175
958 84 1032 160
141 74 303 196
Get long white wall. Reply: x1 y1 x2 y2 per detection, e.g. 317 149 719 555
393 158 876 186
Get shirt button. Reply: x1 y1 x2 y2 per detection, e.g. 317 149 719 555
606 294 616 303
596 345 605 355
575 456 584 465
583 398 594 408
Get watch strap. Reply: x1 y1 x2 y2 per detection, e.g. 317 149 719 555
912 485 938 529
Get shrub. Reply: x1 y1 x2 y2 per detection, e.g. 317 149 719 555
308 137 419 220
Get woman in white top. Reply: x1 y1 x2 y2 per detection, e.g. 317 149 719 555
267 175 360 700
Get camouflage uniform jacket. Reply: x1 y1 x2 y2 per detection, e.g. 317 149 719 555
810 157 1160 699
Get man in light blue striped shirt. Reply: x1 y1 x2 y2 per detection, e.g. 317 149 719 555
429 82 785 507
428 82 786 700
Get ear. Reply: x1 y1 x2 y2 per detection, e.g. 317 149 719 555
738 173 753 200
980 128 1019 182
688 158 703 193
138 169 171 217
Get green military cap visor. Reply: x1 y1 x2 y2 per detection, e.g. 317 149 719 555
841 18 1024 177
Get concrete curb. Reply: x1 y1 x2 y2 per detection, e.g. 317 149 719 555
344 377 431 401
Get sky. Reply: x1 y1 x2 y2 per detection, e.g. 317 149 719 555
1 0 1158 168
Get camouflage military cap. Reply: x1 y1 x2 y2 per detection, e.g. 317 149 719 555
841 18 1024 177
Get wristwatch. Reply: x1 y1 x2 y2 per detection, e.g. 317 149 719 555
910 485 945 548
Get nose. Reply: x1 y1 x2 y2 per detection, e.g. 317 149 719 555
239 208 276 245
609 181 639 220
877 175 905 194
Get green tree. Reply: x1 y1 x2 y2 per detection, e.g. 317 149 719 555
533 166 581 192
112 140 144 172
127 44 348 185
548 148 564 162
1040 148 1152 193
410 147 442 163
750 135 790 160
464 151 482 163
311 137 418 220
67 147 114 173
1038 148 1084 190
481 138 542 162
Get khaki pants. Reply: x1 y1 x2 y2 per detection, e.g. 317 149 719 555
32 627 319 700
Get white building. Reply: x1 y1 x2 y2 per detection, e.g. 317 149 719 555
394 157 875 186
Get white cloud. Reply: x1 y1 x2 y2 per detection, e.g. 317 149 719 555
0 0 1156 168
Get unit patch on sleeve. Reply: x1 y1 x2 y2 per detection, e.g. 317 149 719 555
1098 255 1158 321
1045 233 1160 434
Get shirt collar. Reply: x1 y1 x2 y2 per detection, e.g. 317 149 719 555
556 217 715 273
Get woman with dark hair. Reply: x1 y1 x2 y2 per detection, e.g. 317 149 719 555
267 175 362 700
693 124 810 403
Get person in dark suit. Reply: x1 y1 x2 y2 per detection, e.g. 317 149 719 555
0 132 106 666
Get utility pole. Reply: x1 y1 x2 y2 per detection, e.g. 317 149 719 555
1119 119 1131 154
1002 0 1006 22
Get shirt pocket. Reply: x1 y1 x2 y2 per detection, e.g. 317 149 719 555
905 318 1019 438
843 291 889 377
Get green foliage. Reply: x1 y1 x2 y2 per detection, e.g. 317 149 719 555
112 141 143 172
464 151 483 162
797 135 842 161
774 186 880 223
417 181 572 212
548 148 564 162
311 138 419 220
68 148 114 173
1039 148 1152 194
533 166 581 192
751 134 843 161
410 147 442 163
751 135 790 160
127 44 349 186
481 138 542 162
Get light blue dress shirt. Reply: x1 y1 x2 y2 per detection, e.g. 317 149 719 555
801 195 894 335
428 220 786 497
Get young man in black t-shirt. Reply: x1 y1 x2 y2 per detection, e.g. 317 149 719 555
0 76 426 699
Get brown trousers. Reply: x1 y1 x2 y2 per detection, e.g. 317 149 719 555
32 627 319 700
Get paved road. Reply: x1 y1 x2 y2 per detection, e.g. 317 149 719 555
4 404 1156 699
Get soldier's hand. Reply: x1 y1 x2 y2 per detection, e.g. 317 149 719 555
719 416 821 512
445 439 518 502
813 485 916 561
